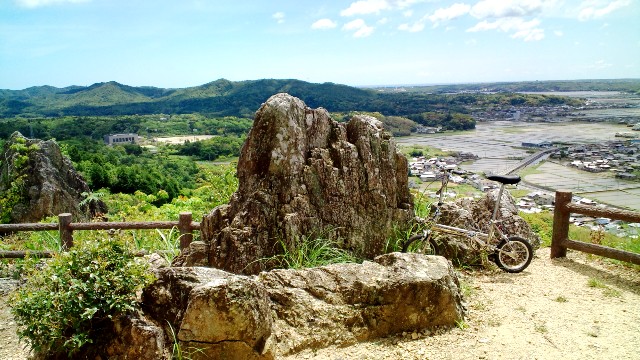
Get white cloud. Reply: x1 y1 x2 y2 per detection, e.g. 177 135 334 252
587 59 613 69
578 0 631 21
512 27 544 41
554 30 563 37
403 10 414 17
470 0 547 19
341 0 390 16
311 18 338 30
16 0 89 8
272 12 285 24
467 17 545 41
392 0 425 9
429 3 471 27
342 19 375 37
398 22 425 32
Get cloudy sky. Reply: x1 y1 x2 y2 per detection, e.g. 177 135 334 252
1 0 638 89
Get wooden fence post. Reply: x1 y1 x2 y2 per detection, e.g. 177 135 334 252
179 212 193 251
551 191 572 259
59 213 73 251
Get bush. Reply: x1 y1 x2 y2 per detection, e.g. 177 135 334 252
9 236 155 357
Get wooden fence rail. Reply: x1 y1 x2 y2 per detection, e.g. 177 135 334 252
551 190 640 265
0 212 200 259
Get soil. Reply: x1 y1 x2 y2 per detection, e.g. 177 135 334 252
1 247 639 360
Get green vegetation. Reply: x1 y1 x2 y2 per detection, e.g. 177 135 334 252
522 211 639 268
269 232 360 270
0 164 238 259
9 236 154 357
408 111 475 131
520 211 554 247
1 78 592 134
0 114 253 141
587 277 622 297
0 136 40 222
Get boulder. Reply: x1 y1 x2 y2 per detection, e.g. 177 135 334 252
104 315 170 360
259 252 465 355
141 267 274 360
177 93 414 274
133 252 465 359
430 189 540 266
0 132 107 223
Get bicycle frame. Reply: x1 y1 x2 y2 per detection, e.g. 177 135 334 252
408 168 533 272
427 168 511 252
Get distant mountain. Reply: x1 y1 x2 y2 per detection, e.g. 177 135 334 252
2 78 630 119
0 79 378 118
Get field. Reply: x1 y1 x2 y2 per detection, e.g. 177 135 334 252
525 162 640 210
398 121 640 210
151 135 216 144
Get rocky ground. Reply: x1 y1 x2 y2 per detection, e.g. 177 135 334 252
1 247 639 360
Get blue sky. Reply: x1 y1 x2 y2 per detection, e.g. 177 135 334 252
1 0 639 90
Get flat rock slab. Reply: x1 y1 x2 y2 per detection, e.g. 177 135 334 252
140 252 465 359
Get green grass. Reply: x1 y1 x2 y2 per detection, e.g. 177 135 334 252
270 231 360 270
521 211 640 264
518 163 543 177
587 277 622 297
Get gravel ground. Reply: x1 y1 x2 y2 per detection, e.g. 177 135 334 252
1 247 639 360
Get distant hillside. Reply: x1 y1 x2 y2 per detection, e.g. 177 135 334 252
0 79 378 118
371 78 640 94
0 78 591 119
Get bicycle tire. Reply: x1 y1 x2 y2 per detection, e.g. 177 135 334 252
402 234 439 255
494 236 533 273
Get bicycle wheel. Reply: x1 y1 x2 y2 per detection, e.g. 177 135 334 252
494 236 533 273
402 234 439 255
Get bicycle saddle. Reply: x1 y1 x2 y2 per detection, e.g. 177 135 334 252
486 174 521 185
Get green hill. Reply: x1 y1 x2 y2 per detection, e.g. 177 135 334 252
1 78 615 122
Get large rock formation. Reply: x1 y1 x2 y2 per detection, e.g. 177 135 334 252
0 132 106 223
100 252 464 360
177 93 414 274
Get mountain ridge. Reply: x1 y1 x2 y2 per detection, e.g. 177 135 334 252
1 78 637 118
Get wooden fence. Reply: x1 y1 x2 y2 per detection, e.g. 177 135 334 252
551 191 640 265
0 212 200 259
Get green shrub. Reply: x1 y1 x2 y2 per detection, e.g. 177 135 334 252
9 236 155 357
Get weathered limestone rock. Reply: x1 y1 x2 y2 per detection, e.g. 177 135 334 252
259 252 465 355
104 315 170 360
137 252 464 359
178 93 413 274
142 267 274 360
431 189 540 265
0 132 107 223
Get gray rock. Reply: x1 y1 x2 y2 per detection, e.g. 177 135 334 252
0 132 107 223
137 252 464 359
141 267 274 360
259 252 465 355
178 93 414 274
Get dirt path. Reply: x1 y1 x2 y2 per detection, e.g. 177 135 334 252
283 248 640 360
1 248 639 360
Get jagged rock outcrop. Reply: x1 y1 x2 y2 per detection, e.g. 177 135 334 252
177 93 414 274
429 189 540 265
0 132 106 223
101 252 464 360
